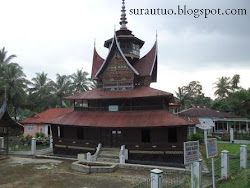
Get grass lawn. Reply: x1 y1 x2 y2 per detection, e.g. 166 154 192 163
201 143 250 186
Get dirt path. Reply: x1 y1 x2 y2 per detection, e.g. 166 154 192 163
0 156 149 188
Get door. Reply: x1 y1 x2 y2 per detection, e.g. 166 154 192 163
111 130 122 147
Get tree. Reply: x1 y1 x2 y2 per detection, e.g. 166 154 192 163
231 74 240 91
71 69 91 93
54 74 72 107
175 87 188 107
0 47 17 96
213 76 231 98
28 72 56 112
0 63 29 119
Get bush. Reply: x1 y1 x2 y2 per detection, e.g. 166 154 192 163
221 131 230 141
35 132 45 139
188 133 204 143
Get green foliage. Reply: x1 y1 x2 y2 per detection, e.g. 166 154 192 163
35 132 45 139
187 133 204 143
19 134 32 143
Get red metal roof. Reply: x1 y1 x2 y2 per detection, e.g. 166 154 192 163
46 110 194 128
91 47 104 79
178 107 243 119
20 108 73 124
65 86 173 100
90 41 157 79
133 41 157 77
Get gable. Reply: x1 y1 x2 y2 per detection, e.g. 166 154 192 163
100 49 134 91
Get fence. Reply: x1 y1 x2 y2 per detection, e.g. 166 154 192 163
229 151 241 175
3 136 52 155
248 149 250 168
234 132 250 140
133 177 152 188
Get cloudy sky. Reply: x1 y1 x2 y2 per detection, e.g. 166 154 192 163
1 0 249 98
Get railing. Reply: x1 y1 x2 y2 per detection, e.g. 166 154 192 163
133 177 152 188
234 132 250 140
75 105 168 112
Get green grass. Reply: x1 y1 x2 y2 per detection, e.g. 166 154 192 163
201 143 250 186
218 168 250 188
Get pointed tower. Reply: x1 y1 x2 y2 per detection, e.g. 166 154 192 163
104 0 144 62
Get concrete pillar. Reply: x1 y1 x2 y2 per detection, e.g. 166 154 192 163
204 130 207 144
31 137 36 155
246 122 249 133
120 155 125 164
50 135 53 149
194 126 197 134
150 169 163 188
240 145 247 169
221 150 229 179
227 122 229 132
0 137 4 149
230 128 234 143
97 143 102 151
193 159 202 188
87 152 92 162
77 153 86 162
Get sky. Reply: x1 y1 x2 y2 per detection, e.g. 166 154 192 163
1 0 249 98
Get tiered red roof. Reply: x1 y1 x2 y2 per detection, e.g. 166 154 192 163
65 86 174 101
91 37 158 81
46 110 194 128
20 108 73 124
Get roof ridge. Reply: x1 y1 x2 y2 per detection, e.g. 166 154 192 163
95 32 139 77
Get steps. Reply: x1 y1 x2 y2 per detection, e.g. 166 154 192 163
97 147 120 163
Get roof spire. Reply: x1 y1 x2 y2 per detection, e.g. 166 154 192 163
120 0 128 29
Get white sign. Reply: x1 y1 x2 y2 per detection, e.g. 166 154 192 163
206 138 218 158
109 105 119 112
184 141 199 165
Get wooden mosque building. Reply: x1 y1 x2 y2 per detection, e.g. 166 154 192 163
47 0 194 165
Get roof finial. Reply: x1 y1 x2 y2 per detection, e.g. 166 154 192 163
94 38 96 48
120 0 128 29
156 30 158 40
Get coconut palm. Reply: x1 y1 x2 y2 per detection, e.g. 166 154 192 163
71 69 91 93
54 74 72 107
231 74 240 91
0 63 29 119
214 76 231 98
0 47 17 96
175 87 188 107
0 47 17 73
29 72 54 96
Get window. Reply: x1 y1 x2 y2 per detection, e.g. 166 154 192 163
28 124 34 131
77 127 84 139
168 127 177 142
141 129 151 143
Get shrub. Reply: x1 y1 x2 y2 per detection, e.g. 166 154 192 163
35 132 45 139
188 133 204 143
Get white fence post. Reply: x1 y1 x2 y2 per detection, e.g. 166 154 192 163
150 169 163 188
0 137 4 149
230 128 234 143
31 137 36 155
120 155 125 164
240 145 247 169
87 152 92 162
204 130 207 144
50 135 53 149
194 159 202 188
221 150 229 179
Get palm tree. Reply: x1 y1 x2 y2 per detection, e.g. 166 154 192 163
0 47 17 72
0 47 17 96
231 74 240 91
71 69 91 93
214 76 231 98
54 74 72 107
29 72 54 95
175 87 188 108
0 63 29 119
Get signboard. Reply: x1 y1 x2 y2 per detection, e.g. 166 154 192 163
184 141 199 165
109 105 119 112
206 138 218 158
